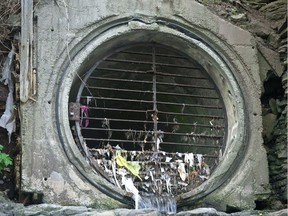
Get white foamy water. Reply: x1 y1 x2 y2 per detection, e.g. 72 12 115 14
135 195 177 214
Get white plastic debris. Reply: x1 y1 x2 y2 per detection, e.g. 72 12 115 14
203 164 210 176
122 176 139 195
184 153 194 167
219 149 223 158
199 175 208 180
121 176 140 209
156 138 161 150
117 168 128 177
149 170 154 181
162 174 172 194
86 96 93 105
111 160 121 188
113 144 122 150
209 120 214 126
166 177 172 194
178 182 188 186
165 156 172 163
177 163 187 181
196 154 203 169
0 46 16 143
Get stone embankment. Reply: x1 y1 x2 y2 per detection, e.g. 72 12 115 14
0 202 287 216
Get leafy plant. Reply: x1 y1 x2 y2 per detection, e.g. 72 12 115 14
0 145 12 172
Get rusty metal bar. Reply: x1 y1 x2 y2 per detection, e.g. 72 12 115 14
89 76 215 90
160 142 223 148
152 47 159 151
89 76 152 84
83 117 225 130
82 127 224 139
81 96 224 112
81 96 153 104
120 50 188 59
83 88 220 99
156 81 215 89
106 58 200 69
87 106 223 114
97 67 209 80
82 111 224 121
84 138 154 144
81 117 225 128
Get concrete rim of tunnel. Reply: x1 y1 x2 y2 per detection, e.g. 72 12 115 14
54 17 251 207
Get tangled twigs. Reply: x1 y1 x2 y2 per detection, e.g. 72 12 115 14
0 0 20 58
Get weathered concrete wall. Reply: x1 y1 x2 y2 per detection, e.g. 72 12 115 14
20 0 270 211
197 0 287 208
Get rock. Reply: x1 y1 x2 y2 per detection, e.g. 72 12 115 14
259 0 287 21
266 209 288 216
14 204 89 216
269 99 278 114
262 113 277 139
176 208 228 216
115 208 161 216
257 43 283 77
276 99 287 111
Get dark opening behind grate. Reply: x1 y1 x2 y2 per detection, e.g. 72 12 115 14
69 44 226 197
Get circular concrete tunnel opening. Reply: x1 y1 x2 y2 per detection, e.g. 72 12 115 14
68 43 227 197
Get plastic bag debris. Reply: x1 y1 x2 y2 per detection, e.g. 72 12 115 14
0 46 16 143
177 162 187 181
196 154 203 169
121 176 140 209
184 153 194 167
115 151 142 180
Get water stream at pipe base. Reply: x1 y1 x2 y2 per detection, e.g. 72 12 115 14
135 194 177 214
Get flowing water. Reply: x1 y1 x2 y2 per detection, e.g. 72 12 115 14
135 194 177 214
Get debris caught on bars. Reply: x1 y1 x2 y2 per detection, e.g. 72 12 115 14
0 46 16 143
122 176 141 209
184 153 194 167
165 156 172 163
115 151 142 180
89 145 212 197
196 154 203 169
177 162 187 181
80 105 89 128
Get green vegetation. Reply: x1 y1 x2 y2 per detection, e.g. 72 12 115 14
0 145 12 172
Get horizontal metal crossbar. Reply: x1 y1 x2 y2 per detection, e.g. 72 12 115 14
120 50 188 59
80 96 222 109
83 88 220 99
106 58 201 69
89 76 215 90
82 127 224 138
97 67 208 80
84 138 222 148
82 110 224 121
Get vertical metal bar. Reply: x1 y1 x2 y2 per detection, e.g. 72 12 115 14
152 47 159 151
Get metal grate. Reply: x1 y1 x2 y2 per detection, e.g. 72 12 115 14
69 44 226 197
